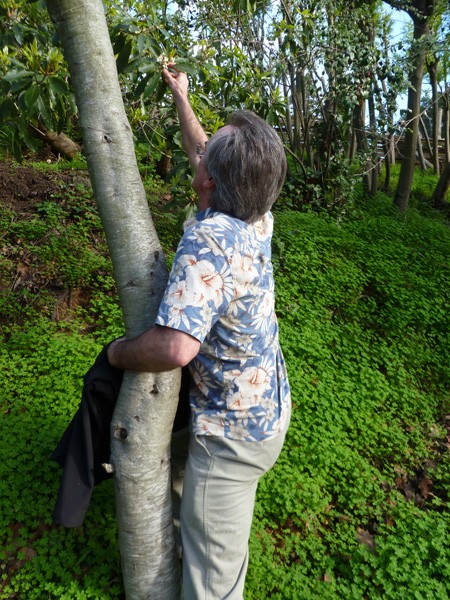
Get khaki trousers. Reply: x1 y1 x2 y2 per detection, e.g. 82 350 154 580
179 426 289 600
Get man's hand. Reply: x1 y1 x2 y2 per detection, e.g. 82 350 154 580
162 63 189 100
107 336 126 368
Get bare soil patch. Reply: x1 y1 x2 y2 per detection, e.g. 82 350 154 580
0 160 89 214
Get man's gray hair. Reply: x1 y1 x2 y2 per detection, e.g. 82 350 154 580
204 110 287 224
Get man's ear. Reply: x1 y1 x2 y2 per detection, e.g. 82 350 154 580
205 175 215 189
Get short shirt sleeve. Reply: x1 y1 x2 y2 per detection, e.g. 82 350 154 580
155 223 234 343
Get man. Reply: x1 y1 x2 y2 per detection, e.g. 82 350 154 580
108 64 291 600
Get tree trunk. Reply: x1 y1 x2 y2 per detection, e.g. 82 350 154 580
352 100 371 192
432 160 450 209
427 57 440 174
368 89 379 196
419 115 433 166
444 89 450 163
393 18 429 210
382 136 392 192
383 0 436 211
417 128 432 171
46 1 181 598
381 24 396 168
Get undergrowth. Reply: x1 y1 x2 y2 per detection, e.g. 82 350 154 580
247 194 450 598
1 166 450 598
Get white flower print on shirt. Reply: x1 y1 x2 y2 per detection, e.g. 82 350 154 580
165 279 196 309
234 365 270 395
233 251 259 283
164 305 192 331
227 420 251 441
256 396 278 429
253 213 273 241
176 253 200 270
225 366 271 411
190 304 215 340
195 414 225 436
185 259 233 308
192 361 216 399
217 334 256 358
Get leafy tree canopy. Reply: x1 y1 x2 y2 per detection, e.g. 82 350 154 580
1 0 449 211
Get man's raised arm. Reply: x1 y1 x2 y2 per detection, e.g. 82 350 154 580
162 63 208 170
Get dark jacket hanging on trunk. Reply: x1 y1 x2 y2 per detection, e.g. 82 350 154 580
51 344 191 527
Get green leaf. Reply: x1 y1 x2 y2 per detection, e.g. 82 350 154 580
23 85 40 109
47 77 68 97
3 69 33 83
135 72 151 97
232 0 257 14
36 96 53 130
172 60 198 76
12 135 23 163
116 39 132 74
138 59 159 74
12 23 24 46
0 98 12 122
143 71 161 99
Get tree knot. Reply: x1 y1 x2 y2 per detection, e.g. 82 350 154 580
114 426 128 440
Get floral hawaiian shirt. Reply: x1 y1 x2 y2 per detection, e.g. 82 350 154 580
155 208 291 442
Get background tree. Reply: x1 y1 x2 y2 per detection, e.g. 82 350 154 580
426 51 441 173
426 8 450 206
46 0 181 598
383 0 442 211
377 11 409 191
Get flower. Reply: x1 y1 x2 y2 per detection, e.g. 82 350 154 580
157 53 174 69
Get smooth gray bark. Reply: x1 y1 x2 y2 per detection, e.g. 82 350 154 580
46 1 181 598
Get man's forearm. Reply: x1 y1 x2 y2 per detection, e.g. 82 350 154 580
163 64 208 167
108 325 200 373
174 93 208 166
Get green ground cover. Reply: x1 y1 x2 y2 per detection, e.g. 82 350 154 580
1 164 449 598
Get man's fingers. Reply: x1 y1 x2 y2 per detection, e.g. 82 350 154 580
163 62 179 76
162 66 180 84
